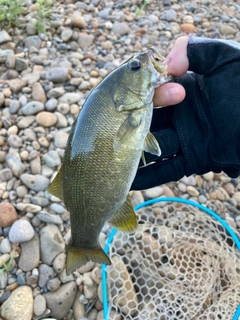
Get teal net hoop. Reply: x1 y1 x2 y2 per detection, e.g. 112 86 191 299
102 197 240 320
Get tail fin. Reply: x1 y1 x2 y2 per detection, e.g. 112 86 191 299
66 245 111 275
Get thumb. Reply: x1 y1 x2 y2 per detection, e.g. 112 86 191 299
166 36 189 77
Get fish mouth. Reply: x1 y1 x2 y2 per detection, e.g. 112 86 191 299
148 46 170 76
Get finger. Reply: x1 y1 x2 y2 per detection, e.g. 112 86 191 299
166 36 189 76
153 82 186 106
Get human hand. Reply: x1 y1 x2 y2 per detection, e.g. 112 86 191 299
153 36 189 107
132 35 240 190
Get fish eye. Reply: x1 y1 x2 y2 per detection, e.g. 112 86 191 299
128 59 141 71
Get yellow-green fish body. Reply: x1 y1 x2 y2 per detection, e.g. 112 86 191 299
49 48 172 273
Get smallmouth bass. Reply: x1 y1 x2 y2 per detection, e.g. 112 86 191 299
48 47 172 274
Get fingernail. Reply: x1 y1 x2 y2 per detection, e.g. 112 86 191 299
163 56 172 65
166 86 180 100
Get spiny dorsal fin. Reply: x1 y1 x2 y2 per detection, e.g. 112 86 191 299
144 131 161 156
108 194 137 233
48 166 64 201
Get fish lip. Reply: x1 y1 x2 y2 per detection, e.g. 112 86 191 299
147 46 169 76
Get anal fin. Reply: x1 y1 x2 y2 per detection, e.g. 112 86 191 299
108 194 137 233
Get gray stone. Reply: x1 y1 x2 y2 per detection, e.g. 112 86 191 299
30 156 41 175
9 219 35 243
1 286 33 320
61 28 73 42
58 268 74 283
163 9 177 21
58 92 81 104
22 101 44 115
47 87 65 98
40 224 65 265
47 277 61 291
54 112 68 128
112 22 130 35
49 203 66 215
37 211 62 224
15 58 28 72
43 281 77 319
78 33 94 49
0 238 11 254
46 67 68 83
34 294 46 316
25 35 42 49
31 196 49 207
20 173 50 192
9 100 20 114
98 8 112 19
0 30 12 44
54 131 69 148
19 232 40 272
0 272 8 289
0 168 13 181
53 252 66 273
45 98 58 111
5 53 15 69
43 150 61 168
7 134 22 148
6 154 25 177
17 115 36 129
16 202 42 213
38 264 56 288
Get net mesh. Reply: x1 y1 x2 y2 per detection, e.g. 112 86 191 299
107 201 240 320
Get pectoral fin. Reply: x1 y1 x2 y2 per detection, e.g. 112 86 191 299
108 194 137 233
48 166 64 201
113 111 142 152
144 131 161 156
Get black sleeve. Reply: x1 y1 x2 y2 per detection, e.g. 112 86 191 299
131 36 240 190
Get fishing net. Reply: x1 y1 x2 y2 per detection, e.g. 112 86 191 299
106 199 240 320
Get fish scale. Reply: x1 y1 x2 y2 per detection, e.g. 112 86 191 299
48 47 172 274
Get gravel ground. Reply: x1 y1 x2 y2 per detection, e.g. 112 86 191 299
0 0 240 319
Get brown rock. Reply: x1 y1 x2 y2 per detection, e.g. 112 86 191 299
180 23 195 34
71 13 86 29
8 78 27 93
36 111 57 127
220 25 237 36
0 202 18 227
32 82 47 103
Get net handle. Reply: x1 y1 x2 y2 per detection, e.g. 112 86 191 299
102 197 240 320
